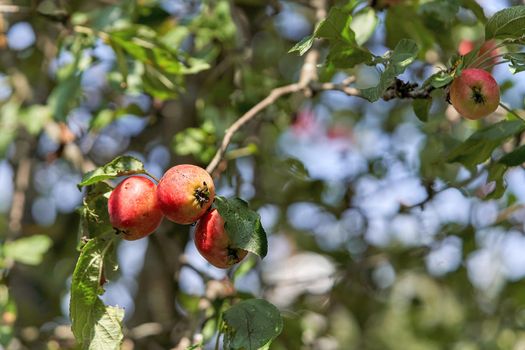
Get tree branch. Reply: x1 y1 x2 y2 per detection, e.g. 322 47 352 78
8 156 31 235
206 0 326 175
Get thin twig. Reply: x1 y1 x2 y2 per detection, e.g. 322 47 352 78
478 60 508 72
499 102 525 122
465 41 508 68
470 53 507 70
206 0 326 175
311 80 361 97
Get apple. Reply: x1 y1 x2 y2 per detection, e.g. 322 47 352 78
157 164 215 224
108 176 163 240
449 68 500 120
194 209 247 269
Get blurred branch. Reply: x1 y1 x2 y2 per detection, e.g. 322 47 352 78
206 0 327 175
310 76 360 97
0 5 30 13
8 154 31 236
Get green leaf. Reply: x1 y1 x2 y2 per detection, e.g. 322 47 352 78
110 42 129 86
90 109 115 131
419 0 460 24
47 74 83 121
70 237 124 350
350 8 378 46
360 39 419 102
447 120 525 168
19 105 51 135
36 0 69 22
181 57 211 75
288 35 315 56
213 197 268 258
499 144 525 166
316 7 354 42
277 158 310 181
79 182 114 240
384 5 435 53
4 235 53 265
460 0 487 23
0 100 19 157
109 28 182 75
486 162 508 199
412 99 432 122
222 299 283 350
485 6 525 39
425 70 454 88
233 256 258 282
78 156 146 188
325 42 373 69
173 121 217 163
504 52 525 74
288 6 373 67
142 65 181 100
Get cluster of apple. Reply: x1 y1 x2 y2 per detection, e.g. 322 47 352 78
450 40 501 120
107 164 247 268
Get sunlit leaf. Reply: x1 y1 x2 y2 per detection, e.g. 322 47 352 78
213 196 268 258
70 237 123 350
350 7 378 46
78 155 146 188
4 235 53 266
485 5 525 39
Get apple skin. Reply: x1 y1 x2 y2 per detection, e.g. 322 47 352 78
108 176 163 240
157 164 215 225
449 68 500 120
194 209 248 269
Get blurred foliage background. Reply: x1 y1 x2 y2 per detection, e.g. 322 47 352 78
2 0 525 349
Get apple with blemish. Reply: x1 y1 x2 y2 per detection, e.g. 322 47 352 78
194 209 248 269
157 164 215 224
449 68 500 120
108 176 163 240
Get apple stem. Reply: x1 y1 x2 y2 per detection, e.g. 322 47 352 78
499 102 525 122
463 41 506 68
145 171 160 183
469 53 508 70
466 39 510 67
477 60 509 71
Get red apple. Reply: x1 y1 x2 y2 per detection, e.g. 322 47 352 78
157 164 215 224
194 209 248 269
449 68 500 120
458 39 475 56
108 176 163 240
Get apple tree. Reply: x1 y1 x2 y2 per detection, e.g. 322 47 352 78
2 1 525 349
